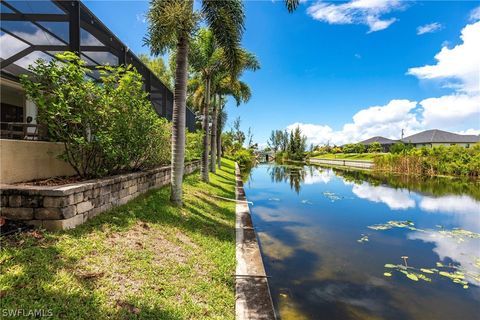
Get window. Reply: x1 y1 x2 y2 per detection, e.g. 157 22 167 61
1 81 25 138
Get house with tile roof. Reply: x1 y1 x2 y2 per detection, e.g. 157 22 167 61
401 129 480 148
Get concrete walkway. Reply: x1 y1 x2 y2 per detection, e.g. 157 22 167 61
235 163 276 320
309 157 373 169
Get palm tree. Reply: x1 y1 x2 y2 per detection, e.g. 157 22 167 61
211 50 258 170
189 28 224 181
145 0 244 205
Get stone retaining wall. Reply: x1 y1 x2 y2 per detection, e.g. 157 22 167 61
0 161 200 230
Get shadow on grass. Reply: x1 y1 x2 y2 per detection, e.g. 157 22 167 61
0 159 237 319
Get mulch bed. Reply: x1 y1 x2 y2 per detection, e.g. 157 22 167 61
13 175 85 187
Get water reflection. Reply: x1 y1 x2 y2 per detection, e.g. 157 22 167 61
352 182 416 210
268 165 306 193
245 163 480 320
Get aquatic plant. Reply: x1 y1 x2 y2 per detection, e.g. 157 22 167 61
367 220 422 231
367 221 480 244
436 226 480 243
383 258 480 289
357 234 369 243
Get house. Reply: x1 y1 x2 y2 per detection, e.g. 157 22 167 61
401 129 480 148
357 136 399 152
0 0 196 183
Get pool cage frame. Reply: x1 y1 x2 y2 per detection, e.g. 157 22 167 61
0 0 197 131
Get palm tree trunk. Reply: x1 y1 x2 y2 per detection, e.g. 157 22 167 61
210 94 217 173
217 102 223 168
201 77 210 182
170 34 189 206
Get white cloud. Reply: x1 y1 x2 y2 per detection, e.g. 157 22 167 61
306 0 404 33
469 6 480 21
287 99 420 145
408 21 480 94
456 128 480 136
417 22 443 35
419 94 480 128
285 21 480 146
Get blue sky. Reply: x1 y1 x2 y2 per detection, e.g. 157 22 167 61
84 0 480 146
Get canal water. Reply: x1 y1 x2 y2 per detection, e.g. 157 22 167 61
243 163 480 320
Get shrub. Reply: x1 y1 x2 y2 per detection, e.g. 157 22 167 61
231 149 255 168
368 142 382 153
21 52 171 178
185 131 203 161
373 143 480 177
390 142 405 154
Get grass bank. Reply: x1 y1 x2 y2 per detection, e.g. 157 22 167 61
312 153 382 161
0 159 236 319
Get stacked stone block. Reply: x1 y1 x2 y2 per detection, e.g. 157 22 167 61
0 161 200 230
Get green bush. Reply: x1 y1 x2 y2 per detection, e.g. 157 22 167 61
390 142 405 154
231 149 255 168
185 131 202 161
21 52 171 178
368 142 382 153
343 143 365 153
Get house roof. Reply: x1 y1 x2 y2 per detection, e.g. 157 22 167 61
402 129 480 144
358 136 399 145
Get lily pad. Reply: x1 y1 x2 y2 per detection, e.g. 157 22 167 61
406 273 419 281
420 268 435 274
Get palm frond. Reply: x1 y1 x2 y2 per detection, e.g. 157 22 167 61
285 0 300 13
202 0 245 74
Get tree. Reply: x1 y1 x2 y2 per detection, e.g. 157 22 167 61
211 49 259 171
138 53 173 89
189 28 221 181
145 0 245 206
368 142 382 153
232 117 245 149
189 29 259 175
355 143 366 153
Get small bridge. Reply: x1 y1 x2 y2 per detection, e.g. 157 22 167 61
255 150 275 163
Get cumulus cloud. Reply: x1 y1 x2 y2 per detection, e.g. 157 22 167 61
287 99 420 145
408 21 480 94
306 0 404 33
419 94 480 128
469 6 480 21
417 22 443 35
286 21 479 146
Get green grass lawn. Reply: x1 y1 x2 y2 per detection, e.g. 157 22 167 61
0 159 237 320
312 153 384 161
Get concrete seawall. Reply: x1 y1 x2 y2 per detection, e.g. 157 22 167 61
235 163 276 320
309 158 373 169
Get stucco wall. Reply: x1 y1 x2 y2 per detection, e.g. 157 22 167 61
0 139 76 184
